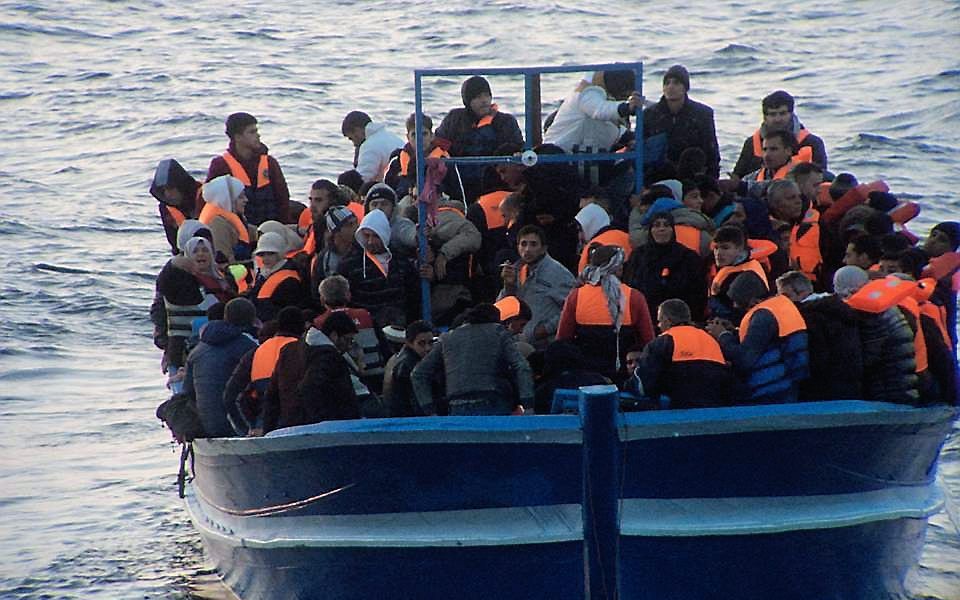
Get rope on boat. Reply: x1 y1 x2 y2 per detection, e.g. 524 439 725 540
193 482 357 517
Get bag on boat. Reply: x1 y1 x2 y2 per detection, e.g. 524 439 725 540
156 391 205 443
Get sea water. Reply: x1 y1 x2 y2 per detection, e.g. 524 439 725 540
1 0 958 597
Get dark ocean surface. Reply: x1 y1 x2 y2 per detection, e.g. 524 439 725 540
1 0 958 597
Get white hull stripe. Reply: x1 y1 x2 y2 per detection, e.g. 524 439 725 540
186 485 943 549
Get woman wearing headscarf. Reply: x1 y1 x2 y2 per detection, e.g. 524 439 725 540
556 245 655 379
248 231 308 322
155 225 237 376
198 175 255 264
624 210 707 320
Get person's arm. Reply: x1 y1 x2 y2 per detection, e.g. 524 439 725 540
629 289 655 347
411 344 443 415
703 106 721 179
732 136 755 179
268 156 291 223
223 348 255 435
502 331 535 411
354 142 380 183
577 86 623 121
717 309 779 373
554 289 578 341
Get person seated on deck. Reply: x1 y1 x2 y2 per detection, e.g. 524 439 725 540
198 175 256 265
834 266 920 405
708 225 769 322
382 320 436 417
151 158 205 255
183 297 259 438
338 208 418 326
153 226 237 378
498 224 577 351
224 306 305 436
206 112 291 226
555 245 655 382
411 303 534 416
340 111 405 185
742 130 807 184
287 311 361 425
842 234 883 271
766 179 826 289
623 210 707 322
385 113 464 201
776 270 863 401
248 231 307 322
313 274 385 393
362 183 417 256
732 90 827 179
642 64 721 179
633 299 734 409
629 181 714 257
435 75 524 203
534 340 611 415
574 202 632 275
418 197 481 327
543 69 643 154
921 221 960 349
706 272 809 405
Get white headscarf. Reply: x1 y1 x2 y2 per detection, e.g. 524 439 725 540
176 219 209 253
184 236 223 280
575 203 611 242
202 175 246 212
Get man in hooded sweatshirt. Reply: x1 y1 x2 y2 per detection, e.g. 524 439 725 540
338 208 417 324
341 111 405 185
206 112 291 226
151 158 205 254
182 297 259 438
435 76 524 202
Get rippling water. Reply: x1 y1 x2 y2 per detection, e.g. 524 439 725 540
1 0 958 597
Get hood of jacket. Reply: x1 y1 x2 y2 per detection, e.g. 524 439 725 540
640 197 683 226
653 179 683 203
575 203 611 241
151 158 198 206
304 327 336 348
203 175 246 212
364 121 387 140
355 208 393 250
199 320 252 346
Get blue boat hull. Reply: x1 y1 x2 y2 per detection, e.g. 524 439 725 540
184 401 955 599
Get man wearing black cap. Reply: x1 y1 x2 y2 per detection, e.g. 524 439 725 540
206 112 291 227
435 75 524 202
643 65 721 179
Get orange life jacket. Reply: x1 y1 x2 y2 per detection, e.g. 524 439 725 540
298 207 313 231
710 259 769 297
754 146 814 182
301 226 317 256
740 294 806 342
399 146 448 177
844 275 918 314
222 152 270 189
494 296 522 321
519 263 529 285
748 239 777 274
663 325 725 364
578 229 632 274
347 202 366 223
198 203 251 243
897 296 929 373
752 128 811 157
474 105 499 129
476 190 510 230
574 283 635 326
364 250 389 278
250 335 298 384
789 208 822 281
256 269 301 300
167 205 186 227
675 224 704 255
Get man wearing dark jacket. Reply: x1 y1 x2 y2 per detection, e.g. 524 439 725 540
294 311 360 425
206 112 291 226
643 65 720 179
435 76 524 202
151 158 205 254
182 297 259 438
777 271 863 400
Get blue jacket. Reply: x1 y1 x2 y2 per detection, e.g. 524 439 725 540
183 320 258 437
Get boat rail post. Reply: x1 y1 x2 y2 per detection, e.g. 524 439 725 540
523 70 542 148
579 384 621 599
413 70 431 321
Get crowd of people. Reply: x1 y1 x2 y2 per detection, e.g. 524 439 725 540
149 65 959 438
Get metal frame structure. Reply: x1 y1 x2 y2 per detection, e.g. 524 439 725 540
412 62 644 320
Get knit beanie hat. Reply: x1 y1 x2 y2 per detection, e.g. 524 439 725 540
225 297 257 327
325 206 356 232
364 183 398 207
932 221 960 251
225 112 257 138
663 65 690 91
833 266 869 299
461 76 492 107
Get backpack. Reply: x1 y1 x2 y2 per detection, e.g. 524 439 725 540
156 391 205 443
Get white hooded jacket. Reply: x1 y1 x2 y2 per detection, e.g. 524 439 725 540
357 122 405 183
355 209 393 278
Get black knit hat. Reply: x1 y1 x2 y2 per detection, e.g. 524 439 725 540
225 112 257 138
663 65 690 91
932 221 960 251
461 76 492 107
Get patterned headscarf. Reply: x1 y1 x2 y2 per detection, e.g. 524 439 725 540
578 245 626 332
